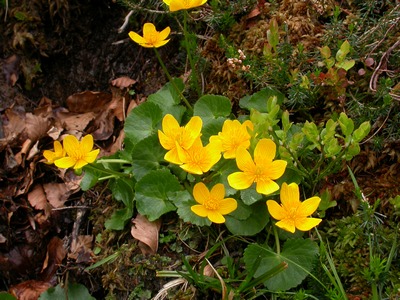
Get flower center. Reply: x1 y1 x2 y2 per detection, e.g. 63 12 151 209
203 196 219 210
253 165 266 182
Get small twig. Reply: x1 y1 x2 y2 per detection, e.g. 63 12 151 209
117 10 134 33
360 107 391 145
51 205 91 211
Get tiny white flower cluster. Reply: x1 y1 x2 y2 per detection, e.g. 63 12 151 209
227 49 250 72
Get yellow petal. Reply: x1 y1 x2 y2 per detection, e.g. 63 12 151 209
218 198 237 215
210 183 225 200
227 172 254 190
128 31 147 45
297 196 321 217
164 148 182 165
254 139 276 165
280 182 301 209
62 135 80 156
162 114 180 137
181 163 203 175
191 205 208 217
207 211 225 224
295 217 322 231
163 0 171 5
54 141 64 154
43 150 55 163
54 157 76 169
158 26 171 43
266 200 287 220
74 159 89 170
256 178 279 195
267 160 287 180
169 0 186 11
158 130 174 150
235 147 256 173
181 116 202 149
153 39 170 48
81 134 94 153
275 219 296 233
84 149 100 164
193 182 209 205
142 23 157 37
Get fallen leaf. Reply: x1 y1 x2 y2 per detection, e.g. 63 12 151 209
9 280 52 300
40 237 67 282
27 184 48 210
66 91 112 114
25 113 50 142
2 54 20 86
131 214 161 255
69 235 94 263
111 76 137 89
43 183 71 208
55 111 96 132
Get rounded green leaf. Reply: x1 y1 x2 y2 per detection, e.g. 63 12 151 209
194 95 231 120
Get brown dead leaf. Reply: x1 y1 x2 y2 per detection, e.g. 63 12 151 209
43 183 71 208
111 76 137 89
66 91 112 114
9 280 52 300
25 112 50 142
27 184 48 210
131 214 161 255
2 107 25 142
55 111 96 132
69 235 93 263
2 54 20 86
40 237 67 281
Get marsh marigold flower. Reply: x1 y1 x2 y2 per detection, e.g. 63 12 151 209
210 119 253 159
176 137 221 174
227 138 287 195
158 114 202 165
266 182 322 233
43 140 66 164
129 23 171 48
191 182 237 223
54 135 100 170
163 0 207 12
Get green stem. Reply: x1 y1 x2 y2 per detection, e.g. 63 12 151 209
85 164 132 178
97 159 131 164
153 47 193 111
273 224 280 255
183 11 201 97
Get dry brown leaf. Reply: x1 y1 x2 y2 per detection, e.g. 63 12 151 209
66 91 112 113
2 54 20 86
27 184 48 210
111 76 137 89
131 214 161 255
69 235 93 263
43 183 71 208
2 107 25 141
55 111 96 132
9 280 52 300
25 113 50 142
40 237 67 281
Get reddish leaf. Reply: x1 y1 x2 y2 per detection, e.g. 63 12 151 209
9 280 52 300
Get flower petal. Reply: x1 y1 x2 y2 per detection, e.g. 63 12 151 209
181 116 202 149
280 182 301 209
191 205 208 217
62 135 80 156
275 219 296 233
162 114 180 138
181 163 203 175
142 23 156 37
256 178 279 195
153 39 170 48
266 200 287 220
267 160 287 180
218 198 237 215
207 211 225 224
158 130 174 150
84 149 100 164
73 159 89 169
297 196 321 217
295 217 322 231
81 134 94 154
54 157 76 169
254 139 276 165
227 172 254 190
128 31 147 45
193 182 209 205
164 148 182 165
158 26 171 43
53 141 64 154
235 147 256 173
210 183 225 200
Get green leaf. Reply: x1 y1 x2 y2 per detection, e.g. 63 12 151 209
353 121 371 143
0 292 17 300
131 134 165 180
124 102 163 145
338 112 354 137
109 177 134 208
239 87 284 113
345 142 360 160
240 188 262 205
80 166 101 191
225 201 269 236
324 138 341 157
200 118 225 144
336 40 351 62
193 95 231 121
135 169 181 221
39 283 95 300
320 45 331 59
302 121 320 146
105 206 133 230
209 159 239 196
147 78 185 107
244 239 319 291
336 59 355 71
267 18 279 50
173 190 212 226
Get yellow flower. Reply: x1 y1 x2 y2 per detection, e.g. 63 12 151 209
191 182 237 223
163 0 207 12
266 182 322 233
43 141 66 164
176 137 221 174
210 119 253 159
54 135 100 170
227 138 287 195
128 23 171 48
158 114 202 165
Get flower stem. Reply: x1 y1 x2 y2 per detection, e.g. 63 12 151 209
183 11 201 97
97 159 131 164
273 224 281 255
85 164 132 178
153 47 193 111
